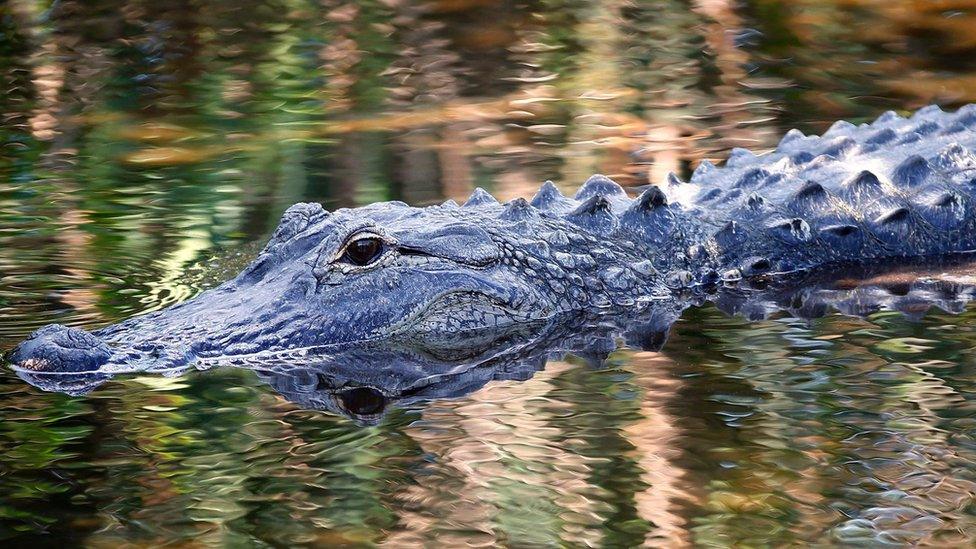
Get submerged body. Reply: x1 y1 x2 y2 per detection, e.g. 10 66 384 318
8 104 976 372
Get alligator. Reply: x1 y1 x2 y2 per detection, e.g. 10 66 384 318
7 104 976 373
16 260 976 421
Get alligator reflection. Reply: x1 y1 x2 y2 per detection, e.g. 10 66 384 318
13 259 976 423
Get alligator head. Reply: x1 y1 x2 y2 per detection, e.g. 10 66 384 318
8 191 665 373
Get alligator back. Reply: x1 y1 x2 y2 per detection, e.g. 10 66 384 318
668 104 976 281
458 104 976 289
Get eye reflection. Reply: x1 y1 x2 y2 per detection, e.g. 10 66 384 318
342 237 385 266
337 387 388 416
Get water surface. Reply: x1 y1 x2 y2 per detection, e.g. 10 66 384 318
2 0 976 545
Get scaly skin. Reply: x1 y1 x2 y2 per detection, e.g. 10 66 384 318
677 103 976 280
7 104 976 373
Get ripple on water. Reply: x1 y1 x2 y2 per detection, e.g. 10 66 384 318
0 241 259 347
3 0 976 544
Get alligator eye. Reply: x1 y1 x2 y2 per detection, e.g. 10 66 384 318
342 237 384 266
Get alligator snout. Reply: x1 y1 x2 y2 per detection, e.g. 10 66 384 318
7 324 112 373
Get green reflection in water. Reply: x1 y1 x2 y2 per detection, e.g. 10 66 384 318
2 0 976 545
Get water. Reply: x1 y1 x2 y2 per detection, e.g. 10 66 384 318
2 0 976 545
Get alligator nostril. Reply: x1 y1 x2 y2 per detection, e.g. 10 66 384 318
8 324 111 373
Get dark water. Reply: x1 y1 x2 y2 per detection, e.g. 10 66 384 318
2 0 976 546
